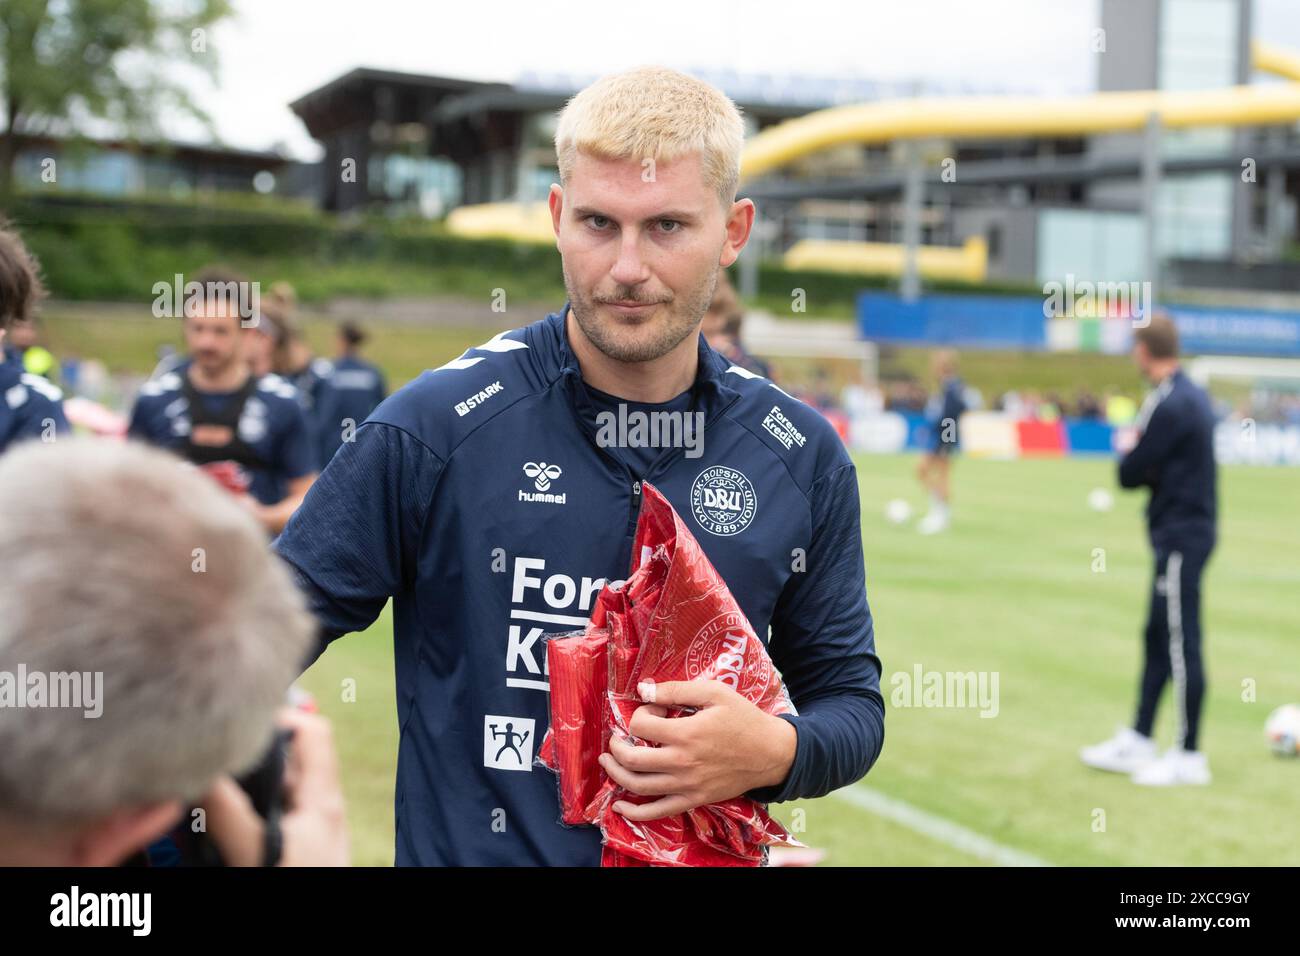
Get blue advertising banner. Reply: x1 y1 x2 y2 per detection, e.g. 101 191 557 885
857 293 1046 349
858 292 1300 357
1165 304 1300 357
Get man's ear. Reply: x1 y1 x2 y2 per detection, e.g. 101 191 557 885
719 198 755 269
549 184 564 247
69 800 184 867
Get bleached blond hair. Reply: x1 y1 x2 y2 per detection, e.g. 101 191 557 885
554 66 746 209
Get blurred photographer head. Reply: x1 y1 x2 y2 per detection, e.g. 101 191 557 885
0 438 315 865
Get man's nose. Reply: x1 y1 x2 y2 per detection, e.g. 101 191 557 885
609 231 651 288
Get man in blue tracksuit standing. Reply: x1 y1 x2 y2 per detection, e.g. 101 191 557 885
274 66 884 865
916 349 967 535
1080 314 1217 786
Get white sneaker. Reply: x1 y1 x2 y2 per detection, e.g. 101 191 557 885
1131 748 1211 786
1079 726 1158 774
918 511 949 535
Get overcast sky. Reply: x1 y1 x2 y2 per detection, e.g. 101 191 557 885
166 0 1300 161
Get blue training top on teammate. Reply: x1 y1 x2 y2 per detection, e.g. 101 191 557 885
1119 367 1217 548
273 303 885 867
128 364 316 505
0 353 70 453
313 354 387 468
285 356 342 470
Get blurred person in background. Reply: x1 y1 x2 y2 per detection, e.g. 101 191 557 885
315 320 387 468
127 267 317 534
700 270 771 378
264 282 341 470
245 301 285 380
268 282 334 400
6 315 57 380
915 348 966 535
0 438 348 866
1075 387 1103 421
149 277 287 381
1105 386 1137 426
0 223 70 453
1041 391 1064 421
1081 314 1217 786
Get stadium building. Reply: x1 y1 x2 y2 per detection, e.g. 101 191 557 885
288 0 1300 294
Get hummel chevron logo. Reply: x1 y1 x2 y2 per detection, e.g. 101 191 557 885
523 461 561 491
519 462 566 504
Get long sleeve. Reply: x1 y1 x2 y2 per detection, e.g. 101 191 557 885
1119 396 1187 489
745 460 885 804
272 420 443 668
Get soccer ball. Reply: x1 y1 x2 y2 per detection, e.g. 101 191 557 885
1264 704 1300 757
1087 488 1114 512
885 498 913 525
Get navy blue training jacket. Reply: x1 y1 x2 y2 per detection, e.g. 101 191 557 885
0 354 70 453
314 354 388 469
273 303 885 866
1119 367 1217 548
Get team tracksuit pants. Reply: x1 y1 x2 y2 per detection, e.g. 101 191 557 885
1133 538 1214 752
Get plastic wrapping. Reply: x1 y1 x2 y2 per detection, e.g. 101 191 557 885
540 482 802 866
536 626 609 824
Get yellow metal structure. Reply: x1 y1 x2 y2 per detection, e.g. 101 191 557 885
445 200 555 244
784 235 988 282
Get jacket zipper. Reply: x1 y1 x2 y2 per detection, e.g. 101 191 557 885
561 368 742 575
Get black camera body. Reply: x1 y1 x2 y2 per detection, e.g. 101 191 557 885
172 727 293 866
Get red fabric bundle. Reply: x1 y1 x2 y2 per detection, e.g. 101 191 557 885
540 482 802 866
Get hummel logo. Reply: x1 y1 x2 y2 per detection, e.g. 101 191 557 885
523 461 562 491
519 461 566 505
454 381 503 416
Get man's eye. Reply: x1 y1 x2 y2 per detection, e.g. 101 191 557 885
586 215 610 229
658 220 681 233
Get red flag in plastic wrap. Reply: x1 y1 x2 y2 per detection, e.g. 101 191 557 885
539 482 803 866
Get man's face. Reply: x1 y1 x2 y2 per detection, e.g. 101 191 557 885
244 326 276 377
183 302 244 376
551 150 752 363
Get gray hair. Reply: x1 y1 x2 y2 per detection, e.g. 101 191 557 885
0 438 315 824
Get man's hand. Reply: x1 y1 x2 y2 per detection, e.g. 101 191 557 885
597 679 797 822
201 708 350 866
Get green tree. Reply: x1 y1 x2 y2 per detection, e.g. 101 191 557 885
0 0 233 195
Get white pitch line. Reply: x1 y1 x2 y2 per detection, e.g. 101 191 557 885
829 785 1053 867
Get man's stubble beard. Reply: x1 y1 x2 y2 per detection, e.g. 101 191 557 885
564 264 718 364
